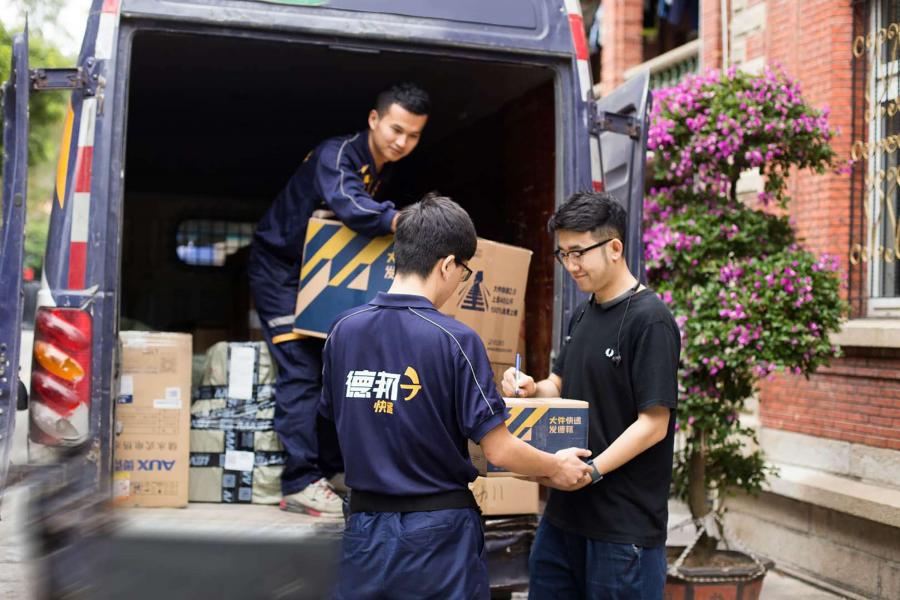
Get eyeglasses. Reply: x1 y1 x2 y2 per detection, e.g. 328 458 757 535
457 261 474 282
553 238 614 266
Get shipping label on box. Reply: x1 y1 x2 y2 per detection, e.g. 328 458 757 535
114 332 192 508
469 397 589 477
441 239 531 364
469 476 539 516
294 218 395 338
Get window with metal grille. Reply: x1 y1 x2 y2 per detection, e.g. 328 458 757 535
175 220 255 267
853 0 900 315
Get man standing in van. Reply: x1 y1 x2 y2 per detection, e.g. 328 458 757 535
248 83 430 516
501 192 680 598
320 194 594 599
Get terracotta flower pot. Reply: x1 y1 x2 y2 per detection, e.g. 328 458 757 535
664 546 770 600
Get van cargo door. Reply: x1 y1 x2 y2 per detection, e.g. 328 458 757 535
590 72 651 280
0 27 30 496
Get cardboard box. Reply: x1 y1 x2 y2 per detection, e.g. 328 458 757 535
469 476 539 516
441 239 531 364
293 219 532 363
469 397 589 477
114 332 192 507
294 218 394 338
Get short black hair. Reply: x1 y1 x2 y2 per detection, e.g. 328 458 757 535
547 191 627 244
375 82 431 116
394 192 477 279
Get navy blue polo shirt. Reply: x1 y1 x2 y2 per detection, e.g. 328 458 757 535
319 293 508 496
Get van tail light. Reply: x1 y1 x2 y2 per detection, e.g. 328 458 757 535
29 307 92 445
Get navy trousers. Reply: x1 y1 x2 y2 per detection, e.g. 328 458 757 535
257 321 343 495
335 508 489 599
528 519 666 599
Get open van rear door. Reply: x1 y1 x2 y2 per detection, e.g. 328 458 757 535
591 71 652 280
0 27 30 498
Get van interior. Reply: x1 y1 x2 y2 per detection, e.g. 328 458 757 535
121 31 559 377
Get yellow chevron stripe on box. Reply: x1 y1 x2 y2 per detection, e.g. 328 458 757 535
512 407 549 438
505 407 525 427
329 236 393 286
300 227 356 280
306 219 326 241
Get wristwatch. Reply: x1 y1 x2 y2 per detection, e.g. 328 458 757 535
585 459 604 485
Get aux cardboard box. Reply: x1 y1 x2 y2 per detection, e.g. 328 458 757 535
114 332 192 508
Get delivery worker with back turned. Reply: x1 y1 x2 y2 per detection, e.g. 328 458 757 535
248 83 430 517
319 194 595 599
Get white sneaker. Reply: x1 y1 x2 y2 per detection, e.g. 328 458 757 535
280 478 343 517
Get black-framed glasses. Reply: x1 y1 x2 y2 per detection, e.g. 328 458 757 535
457 261 474 282
553 238 614 266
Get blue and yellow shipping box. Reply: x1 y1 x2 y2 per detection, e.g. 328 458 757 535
294 218 395 338
294 219 532 359
469 398 589 477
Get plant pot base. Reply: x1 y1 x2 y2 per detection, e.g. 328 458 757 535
665 547 769 600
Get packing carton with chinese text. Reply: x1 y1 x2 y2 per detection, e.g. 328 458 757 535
469 397 589 477
294 219 531 366
114 332 192 507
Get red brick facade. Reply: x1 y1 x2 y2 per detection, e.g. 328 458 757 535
613 0 900 450
600 0 644 94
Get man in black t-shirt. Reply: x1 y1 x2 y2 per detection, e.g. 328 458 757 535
501 191 680 599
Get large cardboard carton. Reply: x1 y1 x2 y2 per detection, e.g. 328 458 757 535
469 397 589 477
293 219 532 364
469 476 539 515
441 239 531 364
114 332 192 507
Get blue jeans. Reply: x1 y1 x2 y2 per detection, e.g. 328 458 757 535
528 519 666 599
335 508 489 599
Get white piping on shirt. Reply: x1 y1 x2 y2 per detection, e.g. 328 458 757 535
323 305 380 354
337 133 379 215
408 307 496 416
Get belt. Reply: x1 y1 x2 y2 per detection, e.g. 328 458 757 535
349 489 479 514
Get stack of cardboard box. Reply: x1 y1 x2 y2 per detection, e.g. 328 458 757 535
187 342 285 504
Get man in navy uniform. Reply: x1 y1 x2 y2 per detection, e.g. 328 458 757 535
248 83 430 516
319 194 594 599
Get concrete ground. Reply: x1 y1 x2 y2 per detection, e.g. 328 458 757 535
1 488 849 599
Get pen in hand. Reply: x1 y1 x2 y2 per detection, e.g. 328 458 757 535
515 353 521 397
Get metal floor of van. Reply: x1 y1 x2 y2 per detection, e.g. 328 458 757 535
114 502 344 540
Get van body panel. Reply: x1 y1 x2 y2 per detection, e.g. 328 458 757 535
121 0 573 56
0 28 31 496
17 1 655 507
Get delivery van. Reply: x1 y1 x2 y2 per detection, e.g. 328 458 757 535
0 0 649 594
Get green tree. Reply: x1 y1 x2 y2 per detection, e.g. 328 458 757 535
1 19 72 273
644 67 847 557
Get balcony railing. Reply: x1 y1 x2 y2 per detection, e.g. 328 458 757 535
611 39 701 94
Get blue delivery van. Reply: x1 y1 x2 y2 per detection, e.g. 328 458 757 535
0 0 649 594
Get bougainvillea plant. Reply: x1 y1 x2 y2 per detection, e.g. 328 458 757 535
645 66 847 538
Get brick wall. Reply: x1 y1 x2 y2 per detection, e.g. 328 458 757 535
600 0 643 94
697 0 893 450
700 0 724 69
759 348 900 451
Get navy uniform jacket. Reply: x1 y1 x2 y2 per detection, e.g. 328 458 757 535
249 131 398 334
319 293 509 496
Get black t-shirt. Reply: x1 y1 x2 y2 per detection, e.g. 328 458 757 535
544 288 680 547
